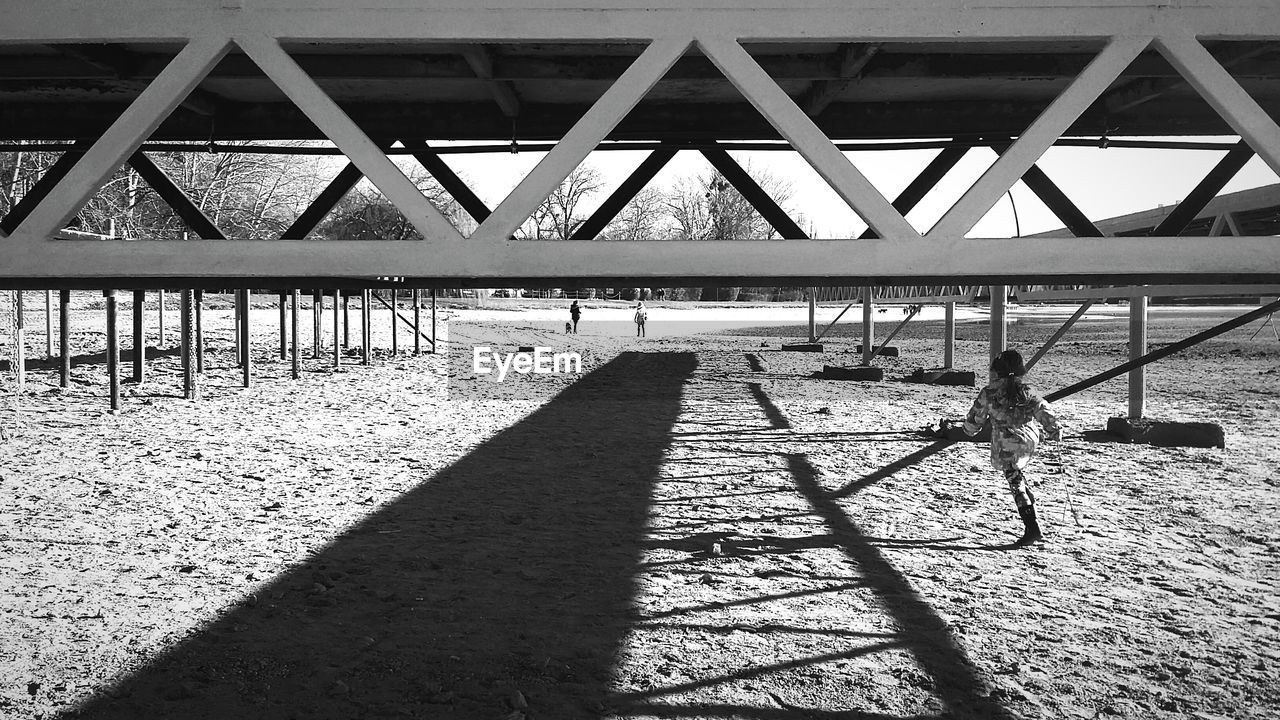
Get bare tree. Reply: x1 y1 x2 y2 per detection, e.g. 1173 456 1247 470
317 165 468 241
601 186 669 242
662 162 794 241
518 165 604 240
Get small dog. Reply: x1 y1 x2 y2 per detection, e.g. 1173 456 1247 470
565 322 574 334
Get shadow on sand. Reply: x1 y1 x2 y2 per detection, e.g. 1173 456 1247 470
64 351 697 720
743 383 1018 719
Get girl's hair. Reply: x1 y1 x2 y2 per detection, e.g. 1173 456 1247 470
991 349 1031 406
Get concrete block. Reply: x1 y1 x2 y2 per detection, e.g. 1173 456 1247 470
820 365 884 381
854 345 899 357
781 343 823 352
1105 417 1225 448
904 368 976 386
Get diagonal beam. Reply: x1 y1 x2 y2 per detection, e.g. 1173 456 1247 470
699 36 918 239
461 45 521 118
1152 139 1255 236
281 162 365 239
236 32 464 243
475 35 692 243
401 139 493 224
1019 164 1104 238
860 145 967 239
127 151 225 238
571 146 678 240
1104 42 1271 116
989 140 1103 237
1155 34 1280 180
701 146 807 239
1024 300 1094 371
928 36 1149 238
0 141 90 236
10 34 232 243
802 43 879 117
1045 299 1280 403
51 43 221 117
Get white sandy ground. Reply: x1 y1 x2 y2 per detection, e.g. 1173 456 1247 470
0 296 1277 720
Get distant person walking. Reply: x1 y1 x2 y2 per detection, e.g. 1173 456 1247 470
955 349 1061 546
569 300 581 333
634 301 647 337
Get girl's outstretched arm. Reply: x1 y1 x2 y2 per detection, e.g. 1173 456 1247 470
1035 400 1062 441
962 389 990 436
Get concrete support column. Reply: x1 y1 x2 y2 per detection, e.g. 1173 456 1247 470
807 287 817 343
59 289 70 388
1129 293 1148 419
944 301 956 369
332 289 341 368
104 290 119 411
239 289 251 388
13 291 25 392
132 290 145 384
989 284 1007 379
861 287 874 366
279 291 288 360
45 290 53 358
158 289 166 347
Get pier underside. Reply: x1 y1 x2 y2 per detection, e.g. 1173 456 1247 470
1 1 1279 285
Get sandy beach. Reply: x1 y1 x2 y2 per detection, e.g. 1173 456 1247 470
1 295 1277 719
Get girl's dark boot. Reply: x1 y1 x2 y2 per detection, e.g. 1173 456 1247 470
1016 505 1043 546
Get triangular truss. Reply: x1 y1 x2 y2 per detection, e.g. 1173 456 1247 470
4 27 1280 282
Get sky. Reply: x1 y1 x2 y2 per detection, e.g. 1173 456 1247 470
423 138 1279 239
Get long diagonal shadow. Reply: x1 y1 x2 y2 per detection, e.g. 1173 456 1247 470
745 383 1014 719
65 351 696 720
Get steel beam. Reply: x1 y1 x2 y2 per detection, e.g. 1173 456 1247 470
867 303 919 364
237 33 464 243
1024 301 1094 373
1103 42 1271 116
8 4 1280 43
49 43 221 117
402 140 494 224
1129 294 1148 419
571 147 678 240
132 289 145 384
1019 284 1280 301
989 284 1007 376
475 36 691 243
701 36 918 239
105 289 119 411
7 235 1280 281
1045 298 1280 403
700 146 807 239
1157 34 1280 179
861 289 874 366
989 140 1103 238
929 37 1149 238
281 162 365 240
943 301 955 368
801 43 879 117
1151 140 1255 237
9 35 232 243
0 142 88 236
461 45 521 118
59 289 70 387
127 152 226 239
859 145 967 239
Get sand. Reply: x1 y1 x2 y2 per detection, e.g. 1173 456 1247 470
1 295 1277 719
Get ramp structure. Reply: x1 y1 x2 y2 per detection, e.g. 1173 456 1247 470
1 1 1279 286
